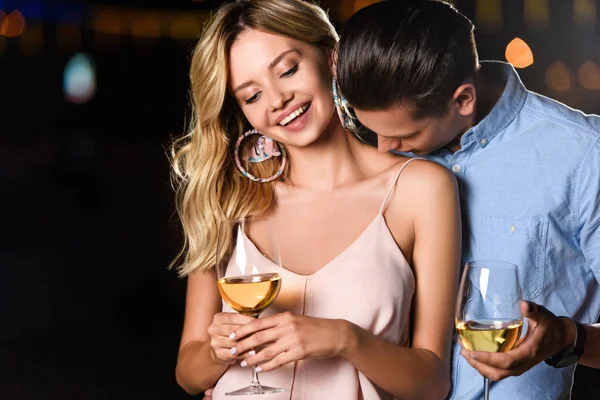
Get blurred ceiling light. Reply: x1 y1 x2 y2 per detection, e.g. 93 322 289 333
578 61 600 90
169 14 200 39
57 24 82 52
94 10 121 35
131 13 160 38
64 53 97 104
574 0 597 28
505 38 534 68
1 9 26 37
524 0 549 29
545 62 573 91
354 0 382 12
476 0 502 33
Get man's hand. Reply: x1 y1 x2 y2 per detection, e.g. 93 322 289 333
460 301 575 381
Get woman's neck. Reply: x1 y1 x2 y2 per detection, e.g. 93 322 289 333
284 120 368 192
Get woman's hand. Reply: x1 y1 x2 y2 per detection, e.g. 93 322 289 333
207 312 255 365
229 312 350 372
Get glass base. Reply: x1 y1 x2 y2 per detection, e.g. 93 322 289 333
225 384 287 396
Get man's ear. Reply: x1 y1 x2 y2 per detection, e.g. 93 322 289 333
452 83 476 117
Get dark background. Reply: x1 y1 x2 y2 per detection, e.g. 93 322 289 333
1 0 599 399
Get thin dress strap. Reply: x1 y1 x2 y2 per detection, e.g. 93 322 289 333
378 157 425 215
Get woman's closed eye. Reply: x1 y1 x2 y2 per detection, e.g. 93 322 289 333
244 92 261 105
243 65 298 105
280 64 298 78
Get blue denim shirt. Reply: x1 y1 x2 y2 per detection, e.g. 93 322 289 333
422 61 600 400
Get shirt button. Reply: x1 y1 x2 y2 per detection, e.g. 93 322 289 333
480 138 488 146
452 164 461 173
510 224 517 233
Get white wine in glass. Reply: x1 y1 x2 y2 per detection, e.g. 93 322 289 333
218 273 282 318
455 260 523 400
216 219 286 396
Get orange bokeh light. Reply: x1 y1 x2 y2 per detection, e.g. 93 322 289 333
545 62 573 92
354 0 382 12
0 10 6 31
505 38 534 68
131 13 160 38
94 10 121 35
578 61 600 90
1 10 26 37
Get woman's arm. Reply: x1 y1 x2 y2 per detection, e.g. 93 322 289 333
175 269 253 394
231 161 461 399
339 160 461 399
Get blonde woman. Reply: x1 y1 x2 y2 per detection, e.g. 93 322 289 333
171 1 461 399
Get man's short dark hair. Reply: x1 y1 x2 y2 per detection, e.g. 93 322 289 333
337 0 478 119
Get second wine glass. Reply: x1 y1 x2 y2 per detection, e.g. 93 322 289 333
455 260 523 400
215 218 286 396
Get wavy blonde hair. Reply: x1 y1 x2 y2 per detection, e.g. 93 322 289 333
171 0 339 276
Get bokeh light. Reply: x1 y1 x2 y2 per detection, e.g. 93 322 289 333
130 13 160 38
545 62 573 92
64 53 97 104
578 61 600 90
169 14 200 40
1 9 26 37
93 10 121 35
574 0 597 28
354 0 382 13
476 0 502 33
505 38 534 69
524 0 549 30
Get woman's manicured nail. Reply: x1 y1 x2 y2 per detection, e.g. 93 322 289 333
240 360 247 368
229 347 237 355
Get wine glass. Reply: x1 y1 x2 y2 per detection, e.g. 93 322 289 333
215 218 286 396
455 260 523 400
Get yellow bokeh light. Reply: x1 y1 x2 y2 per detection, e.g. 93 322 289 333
578 61 600 90
169 14 201 40
476 0 502 33
505 38 534 69
1 9 26 37
574 0 597 28
545 62 573 92
524 0 549 29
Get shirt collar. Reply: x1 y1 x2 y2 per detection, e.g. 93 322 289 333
462 61 528 149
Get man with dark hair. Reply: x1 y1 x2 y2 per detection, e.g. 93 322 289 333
336 0 600 399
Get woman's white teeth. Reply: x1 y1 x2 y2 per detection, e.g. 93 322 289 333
279 104 309 126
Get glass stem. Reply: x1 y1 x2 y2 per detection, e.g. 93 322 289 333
249 314 261 389
483 377 490 400
251 360 261 389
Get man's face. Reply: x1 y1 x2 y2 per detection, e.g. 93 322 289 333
353 102 466 155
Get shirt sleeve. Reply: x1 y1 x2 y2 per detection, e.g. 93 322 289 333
578 136 600 281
